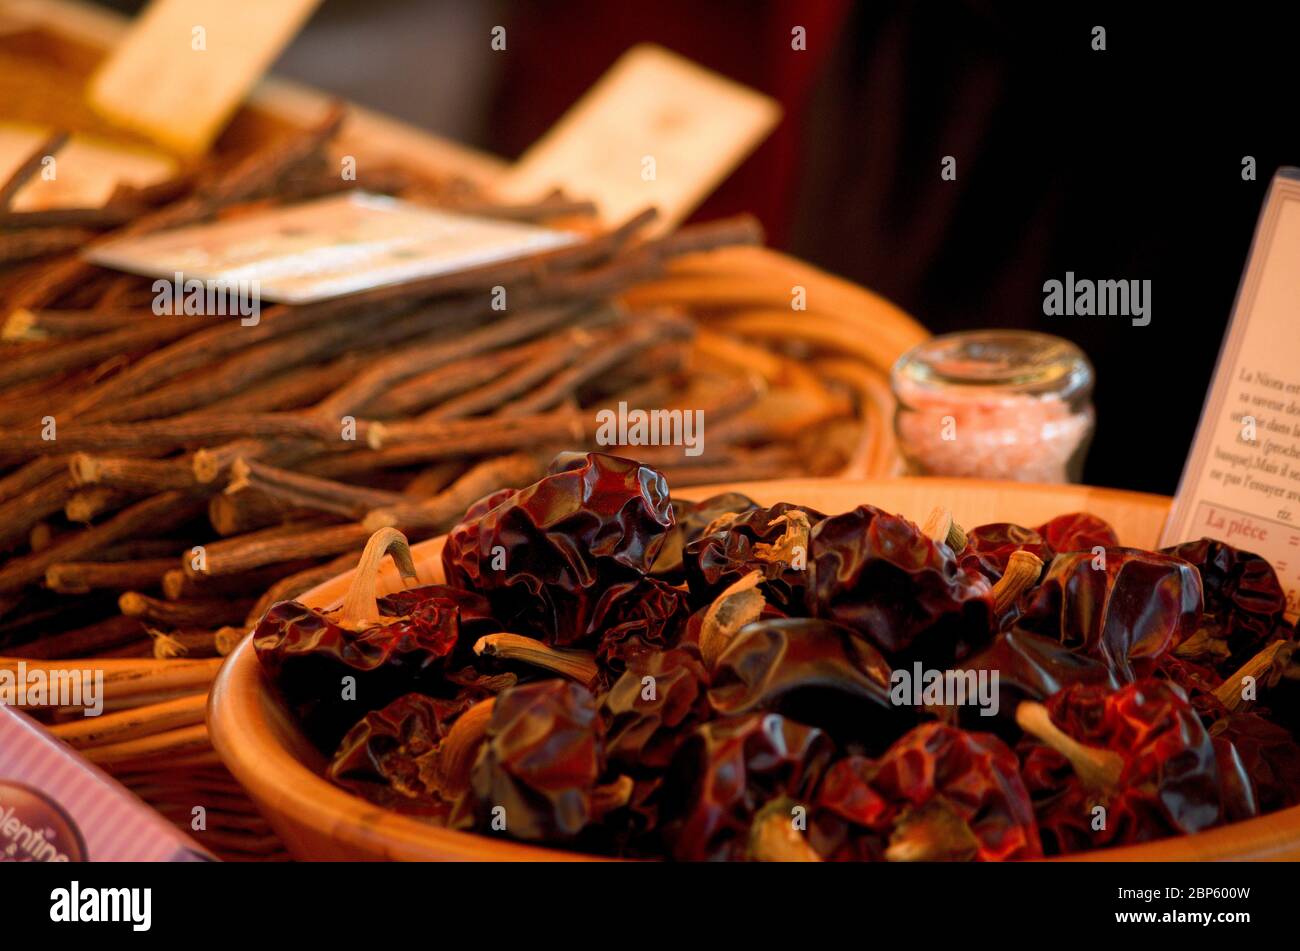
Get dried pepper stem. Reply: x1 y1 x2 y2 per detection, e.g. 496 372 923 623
472 633 600 687
339 528 421 629
1015 701 1123 792
921 506 968 551
590 775 636 820
1213 640 1296 713
883 797 980 862
699 569 766 669
925 504 967 550
435 697 496 795
751 511 812 568
990 550 1044 613
748 797 821 862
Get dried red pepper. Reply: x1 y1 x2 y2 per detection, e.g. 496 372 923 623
1209 712 1300 814
588 576 691 672
328 692 470 815
707 617 911 751
684 501 824 611
805 504 994 665
454 678 606 843
1016 680 1231 854
651 491 760 581
441 453 674 648
960 522 1053 583
952 629 1114 738
1009 547 1202 684
810 722 1042 862
1036 512 1119 553
660 712 833 861
254 529 495 747
600 646 711 772
1161 537 1292 676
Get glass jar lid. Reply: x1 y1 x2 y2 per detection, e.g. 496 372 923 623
892 330 1094 403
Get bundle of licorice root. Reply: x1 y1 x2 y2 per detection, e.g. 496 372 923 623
0 107 875 858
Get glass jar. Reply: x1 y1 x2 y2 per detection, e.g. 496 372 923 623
891 330 1095 483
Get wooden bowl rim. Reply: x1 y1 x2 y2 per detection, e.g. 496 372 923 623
207 476 1300 861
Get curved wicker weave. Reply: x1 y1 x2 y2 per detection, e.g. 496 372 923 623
624 245 929 478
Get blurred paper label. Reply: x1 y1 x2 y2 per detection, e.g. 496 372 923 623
86 191 578 303
496 44 780 232
87 0 321 156
1163 169 1300 618
0 124 175 210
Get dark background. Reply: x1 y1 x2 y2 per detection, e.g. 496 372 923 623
94 0 1300 493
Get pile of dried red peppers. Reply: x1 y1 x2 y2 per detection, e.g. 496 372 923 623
253 453 1300 860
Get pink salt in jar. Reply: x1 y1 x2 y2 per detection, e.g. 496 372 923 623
891 330 1095 483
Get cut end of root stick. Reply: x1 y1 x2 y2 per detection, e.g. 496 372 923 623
150 631 188 659
192 449 221 484
225 457 253 494
118 590 149 617
214 626 247 656
1 308 37 341
69 453 101 486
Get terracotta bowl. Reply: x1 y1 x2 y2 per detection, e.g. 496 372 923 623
207 477 1300 861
